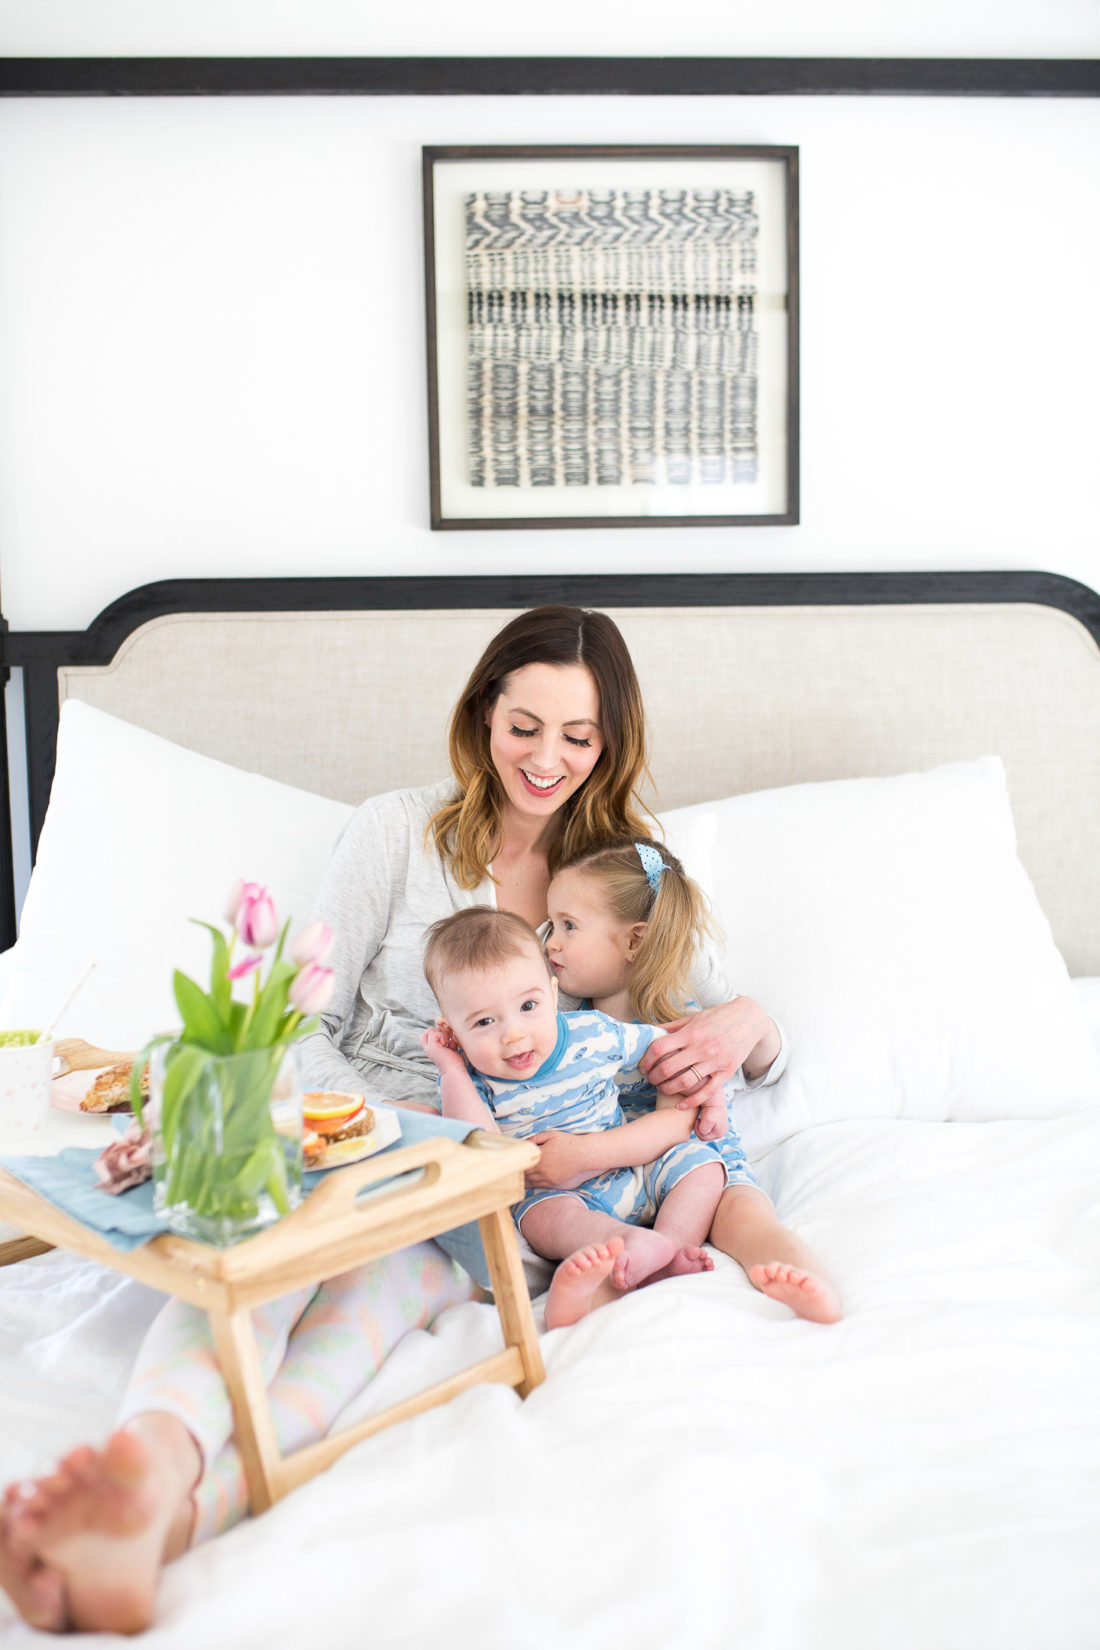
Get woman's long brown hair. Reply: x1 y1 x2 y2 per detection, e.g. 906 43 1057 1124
428 605 654 888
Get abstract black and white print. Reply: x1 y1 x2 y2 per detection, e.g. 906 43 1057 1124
463 187 759 490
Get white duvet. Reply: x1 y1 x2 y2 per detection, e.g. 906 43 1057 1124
2 1108 1098 1650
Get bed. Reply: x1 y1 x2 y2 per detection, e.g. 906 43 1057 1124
0 569 1098 1650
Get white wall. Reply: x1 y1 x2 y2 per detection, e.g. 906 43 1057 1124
0 4 1097 630
1 0 1098 60
0 87 1097 629
0 1 1096 919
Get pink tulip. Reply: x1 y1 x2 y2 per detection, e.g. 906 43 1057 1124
225 880 269 933
289 964 335 1016
234 884 279 949
290 920 334 968
224 879 247 925
227 953 262 982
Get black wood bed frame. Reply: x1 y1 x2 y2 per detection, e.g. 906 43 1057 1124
2 567 1099 957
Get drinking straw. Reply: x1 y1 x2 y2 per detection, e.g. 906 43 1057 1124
38 962 97 1044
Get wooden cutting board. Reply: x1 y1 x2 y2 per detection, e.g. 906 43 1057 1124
53 1037 136 1075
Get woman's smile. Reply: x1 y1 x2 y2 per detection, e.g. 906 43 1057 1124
486 662 603 825
519 769 566 796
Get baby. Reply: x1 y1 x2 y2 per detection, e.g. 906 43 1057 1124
420 907 728 1328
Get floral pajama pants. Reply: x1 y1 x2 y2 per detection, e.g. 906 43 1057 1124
117 1241 480 1542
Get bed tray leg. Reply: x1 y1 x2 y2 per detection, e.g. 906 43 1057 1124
478 1206 545 1397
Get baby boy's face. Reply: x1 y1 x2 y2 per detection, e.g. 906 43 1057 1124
437 945 559 1082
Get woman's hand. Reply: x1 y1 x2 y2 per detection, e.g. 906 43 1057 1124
640 999 781 1117
525 1130 597 1189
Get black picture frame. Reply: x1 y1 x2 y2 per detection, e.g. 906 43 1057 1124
2 58 1096 99
423 144 799 530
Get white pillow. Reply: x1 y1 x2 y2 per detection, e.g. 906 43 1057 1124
657 808 718 901
1 701 355 1048
659 757 1100 1158
1072 979 1100 1060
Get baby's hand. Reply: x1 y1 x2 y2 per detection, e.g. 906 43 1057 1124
694 1094 729 1142
525 1130 593 1190
420 1024 467 1075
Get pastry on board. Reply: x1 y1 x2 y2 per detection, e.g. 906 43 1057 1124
80 1060 149 1114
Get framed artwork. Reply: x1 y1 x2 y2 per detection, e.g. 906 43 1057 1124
423 144 799 530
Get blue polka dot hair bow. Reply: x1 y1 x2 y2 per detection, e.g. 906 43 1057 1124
635 842 666 893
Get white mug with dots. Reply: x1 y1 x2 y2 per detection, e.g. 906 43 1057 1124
0 1030 54 1144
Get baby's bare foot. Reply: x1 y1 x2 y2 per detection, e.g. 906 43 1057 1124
545 1238 624 1328
8 1429 176 1634
748 1262 842 1324
645 1245 716 1285
610 1227 676 1292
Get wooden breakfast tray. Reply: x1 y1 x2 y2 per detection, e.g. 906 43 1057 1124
0 1128 545 1510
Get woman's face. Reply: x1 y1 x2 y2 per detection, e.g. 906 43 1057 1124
486 662 603 827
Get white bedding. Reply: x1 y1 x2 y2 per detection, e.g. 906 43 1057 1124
2 717 1099 1646
2 1106 1098 1649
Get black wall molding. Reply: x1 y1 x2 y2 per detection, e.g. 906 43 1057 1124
0 57 1097 99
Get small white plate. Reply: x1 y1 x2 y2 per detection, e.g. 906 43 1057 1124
51 1067 124 1114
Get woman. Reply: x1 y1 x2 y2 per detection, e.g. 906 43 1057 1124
0 604 783 1634
299 603 783 1127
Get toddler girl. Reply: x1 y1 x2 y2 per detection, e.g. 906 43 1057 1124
539 838 841 1324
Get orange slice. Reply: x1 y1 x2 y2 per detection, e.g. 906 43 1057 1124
303 1091 367 1135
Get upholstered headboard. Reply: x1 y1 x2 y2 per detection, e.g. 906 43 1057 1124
3 572 1099 972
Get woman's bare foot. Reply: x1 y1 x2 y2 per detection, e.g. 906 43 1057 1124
610 1226 676 1292
545 1239 625 1328
0 1500 67 1631
645 1245 716 1285
4 1427 195 1635
748 1262 842 1324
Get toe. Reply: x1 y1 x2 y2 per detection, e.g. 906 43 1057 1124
12 1487 49 1527
27 1565 68 1632
103 1430 150 1488
61 1446 97 1481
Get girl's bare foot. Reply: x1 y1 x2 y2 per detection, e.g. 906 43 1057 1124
610 1226 676 1292
0 1500 67 1631
545 1238 625 1328
6 1428 191 1634
645 1245 716 1285
748 1262 842 1324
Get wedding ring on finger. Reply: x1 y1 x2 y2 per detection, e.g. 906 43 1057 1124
689 1064 706 1087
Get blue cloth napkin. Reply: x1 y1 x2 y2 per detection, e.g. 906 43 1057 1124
0 1106 491 1286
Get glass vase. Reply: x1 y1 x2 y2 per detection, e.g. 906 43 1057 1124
149 1042 303 1245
